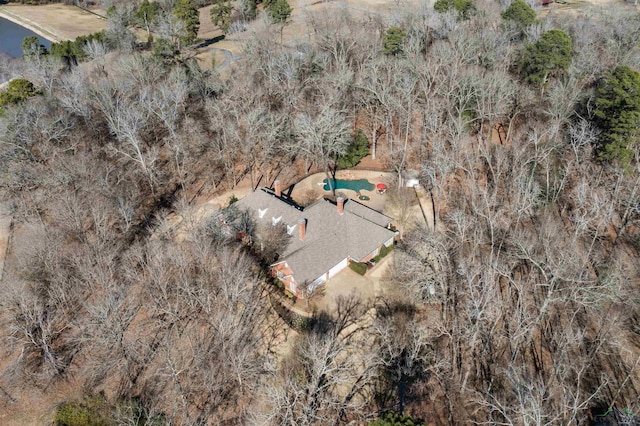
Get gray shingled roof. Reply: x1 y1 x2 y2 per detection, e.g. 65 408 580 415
344 199 393 228
234 189 395 284
233 188 303 228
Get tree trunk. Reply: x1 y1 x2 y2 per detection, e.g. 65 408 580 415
371 126 377 161
325 168 335 196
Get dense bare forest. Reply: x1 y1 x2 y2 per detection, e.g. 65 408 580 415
1 0 640 424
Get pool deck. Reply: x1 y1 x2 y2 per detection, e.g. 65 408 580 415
290 170 393 213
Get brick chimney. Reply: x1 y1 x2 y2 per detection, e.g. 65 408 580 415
298 218 306 241
337 197 344 215
274 179 282 197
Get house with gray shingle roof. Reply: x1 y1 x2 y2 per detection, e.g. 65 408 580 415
234 182 396 298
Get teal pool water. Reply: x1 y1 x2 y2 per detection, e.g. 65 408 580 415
323 178 374 192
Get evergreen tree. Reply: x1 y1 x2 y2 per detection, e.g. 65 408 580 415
268 0 292 24
50 40 81 68
173 0 200 46
0 79 39 115
338 129 370 169
593 65 640 165
50 31 105 67
502 0 536 27
135 0 161 37
383 27 406 55
240 0 257 20
153 37 179 59
106 5 117 18
433 0 476 20
210 0 232 33
21 35 48 58
519 29 572 85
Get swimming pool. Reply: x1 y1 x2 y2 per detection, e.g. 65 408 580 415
323 178 375 192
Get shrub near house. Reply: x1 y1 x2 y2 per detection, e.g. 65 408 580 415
349 261 367 275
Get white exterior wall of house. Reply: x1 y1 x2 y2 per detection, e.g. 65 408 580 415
384 237 394 247
307 274 327 294
305 257 349 295
313 275 327 286
328 257 349 279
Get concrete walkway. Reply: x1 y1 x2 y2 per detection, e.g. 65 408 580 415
0 203 12 281
367 252 394 297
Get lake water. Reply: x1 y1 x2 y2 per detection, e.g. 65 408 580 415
0 16 51 58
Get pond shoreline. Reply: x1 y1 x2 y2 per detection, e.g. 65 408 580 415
0 3 108 46
0 7 62 43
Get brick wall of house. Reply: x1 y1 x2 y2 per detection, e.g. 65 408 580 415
271 262 304 299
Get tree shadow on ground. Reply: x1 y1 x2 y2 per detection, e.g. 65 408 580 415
195 35 225 49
